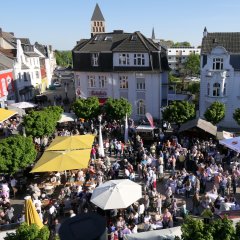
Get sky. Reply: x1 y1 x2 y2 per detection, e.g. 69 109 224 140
1 0 240 50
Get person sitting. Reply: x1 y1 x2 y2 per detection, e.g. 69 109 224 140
162 208 173 228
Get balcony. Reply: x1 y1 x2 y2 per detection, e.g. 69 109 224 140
204 95 228 104
205 70 229 78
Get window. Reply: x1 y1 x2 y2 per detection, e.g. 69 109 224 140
119 54 130 65
134 54 145 66
137 100 146 115
18 73 21 82
88 76 96 88
93 27 95 32
99 76 106 88
213 83 220 96
119 76 128 89
104 36 112 41
168 57 172 60
207 83 210 96
35 71 39 79
91 53 99 66
223 83 226 96
136 78 145 90
24 72 28 81
213 58 223 70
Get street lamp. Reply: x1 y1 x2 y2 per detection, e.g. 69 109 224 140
98 115 105 157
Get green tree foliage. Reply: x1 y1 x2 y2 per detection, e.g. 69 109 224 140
173 41 191 47
0 135 37 174
184 53 200 76
23 106 63 138
104 97 132 120
233 108 240 126
72 96 100 120
181 216 213 240
55 50 72 67
204 101 225 125
211 217 235 240
4 223 50 240
169 73 181 83
187 82 200 94
162 101 195 125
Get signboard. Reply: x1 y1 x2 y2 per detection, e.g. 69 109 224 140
90 90 107 97
0 70 14 98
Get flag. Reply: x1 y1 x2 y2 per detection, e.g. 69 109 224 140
145 112 154 128
98 123 105 157
124 114 128 143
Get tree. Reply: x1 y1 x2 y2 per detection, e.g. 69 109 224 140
0 135 37 174
181 216 213 240
162 101 195 125
187 82 200 94
183 53 200 76
55 50 72 67
233 108 240 126
5 223 50 240
104 97 132 120
204 101 225 125
173 41 191 47
23 106 63 138
211 216 235 240
72 96 100 120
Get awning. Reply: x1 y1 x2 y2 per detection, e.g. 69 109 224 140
99 98 107 105
178 118 217 136
0 108 17 123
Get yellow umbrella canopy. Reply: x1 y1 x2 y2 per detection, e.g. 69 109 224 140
46 135 95 151
31 149 91 172
0 108 17 123
25 196 43 228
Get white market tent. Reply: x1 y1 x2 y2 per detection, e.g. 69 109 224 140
219 136 240 153
216 130 234 140
10 101 37 109
123 226 182 240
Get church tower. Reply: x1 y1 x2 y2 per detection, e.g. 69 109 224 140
91 4 105 37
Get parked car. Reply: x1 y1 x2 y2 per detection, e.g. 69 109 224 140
53 82 61 87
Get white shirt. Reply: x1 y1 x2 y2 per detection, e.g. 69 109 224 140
138 204 145 214
10 179 17 187
49 205 56 215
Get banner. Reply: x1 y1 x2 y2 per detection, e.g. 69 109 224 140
145 112 154 128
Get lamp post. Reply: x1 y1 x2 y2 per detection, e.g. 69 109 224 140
98 115 105 157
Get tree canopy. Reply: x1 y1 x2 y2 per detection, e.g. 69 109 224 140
233 108 240 126
104 97 132 120
72 96 100 120
54 50 72 67
0 135 37 174
183 53 200 76
23 106 63 138
173 41 191 47
180 216 236 240
162 101 195 125
5 223 50 240
204 101 225 125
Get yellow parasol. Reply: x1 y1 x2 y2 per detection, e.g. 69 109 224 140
24 196 43 228
46 135 95 151
0 108 17 123
30 149 91 172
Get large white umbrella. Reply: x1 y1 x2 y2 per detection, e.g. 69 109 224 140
124 114 128 143
10 101 37 109
90 179 142 210
219 136 240 153
98 115 105 157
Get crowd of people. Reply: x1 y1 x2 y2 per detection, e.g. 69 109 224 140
1 116 240 239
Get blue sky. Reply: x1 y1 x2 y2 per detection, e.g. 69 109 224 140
1 0 240 50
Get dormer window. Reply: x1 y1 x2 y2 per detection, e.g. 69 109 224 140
131 35 137 41
119 54 130 65
134 54 145 66
213 58 223 70
91 53 99 66
104 36 112 41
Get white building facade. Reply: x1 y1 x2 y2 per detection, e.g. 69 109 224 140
73 31 169 120
199 28 240 128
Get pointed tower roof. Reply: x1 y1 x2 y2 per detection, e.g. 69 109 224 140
91 4 105 21
152 27 155 40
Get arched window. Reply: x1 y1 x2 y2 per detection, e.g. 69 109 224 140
137 100 146 116
213 83 220 96
223 83 226 96
207 83 210 96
